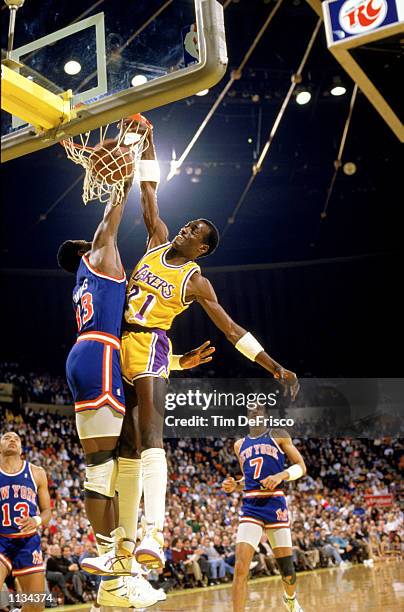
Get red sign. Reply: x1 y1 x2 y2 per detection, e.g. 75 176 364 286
364 494 394 507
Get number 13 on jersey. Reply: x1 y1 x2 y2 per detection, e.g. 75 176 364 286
76 292 94 330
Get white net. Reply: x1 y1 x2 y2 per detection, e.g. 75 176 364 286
61 116 151 205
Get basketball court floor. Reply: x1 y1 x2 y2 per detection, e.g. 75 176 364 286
59 562 404 612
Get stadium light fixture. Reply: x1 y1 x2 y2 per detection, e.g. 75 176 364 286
131 74 148 87
296 90 311 105
64 60 81 75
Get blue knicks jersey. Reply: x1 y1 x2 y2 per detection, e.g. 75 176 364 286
73 255 126 338
239 430 285 494
0 461 39 537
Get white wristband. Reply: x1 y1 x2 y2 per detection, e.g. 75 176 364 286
286 464 304 481
33 515 42 527
235 332 264 361
171 354 184 370
137 159 160 183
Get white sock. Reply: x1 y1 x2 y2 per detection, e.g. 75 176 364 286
116 457 142 542
141 448 167 532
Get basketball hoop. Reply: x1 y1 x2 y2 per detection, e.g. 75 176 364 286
60 114 152 205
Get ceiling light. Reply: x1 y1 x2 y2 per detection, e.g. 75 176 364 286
343 162 357 175
296 91 311 105
196 89 209 96
131 74 148 87
64 60 81 75
331 85 346 96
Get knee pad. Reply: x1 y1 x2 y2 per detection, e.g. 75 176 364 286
84 451 117 498
276 555 296 585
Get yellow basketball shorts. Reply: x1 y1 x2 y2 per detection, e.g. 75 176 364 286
121 329 172 384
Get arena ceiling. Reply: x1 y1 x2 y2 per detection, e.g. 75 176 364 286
1 0 402 270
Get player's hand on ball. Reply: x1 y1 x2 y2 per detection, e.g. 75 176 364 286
19 516 39 534
120 113 153 135
260 472 285 491
180 340 215 370
274 367 300 401
222 477 237 493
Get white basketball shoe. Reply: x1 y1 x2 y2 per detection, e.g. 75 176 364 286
135 522 166 570
81 527 134 576
97 576 159 609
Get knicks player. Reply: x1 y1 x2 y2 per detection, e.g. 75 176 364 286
222 403 306 612
0 432 51 611
111 121 299 571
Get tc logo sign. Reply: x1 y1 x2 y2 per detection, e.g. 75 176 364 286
339 0 388 34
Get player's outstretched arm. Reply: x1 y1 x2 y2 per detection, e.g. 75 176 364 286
138 126 169 249
187 273 299 400
19 466 51 534
89 177 133 276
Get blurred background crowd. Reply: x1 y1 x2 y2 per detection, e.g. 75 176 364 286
0 364 403 604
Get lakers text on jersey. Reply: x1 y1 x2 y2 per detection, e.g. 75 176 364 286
121 243 200 383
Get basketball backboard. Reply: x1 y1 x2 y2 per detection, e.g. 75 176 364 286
1 0 227 161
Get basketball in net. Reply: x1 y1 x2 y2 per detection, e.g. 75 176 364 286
89 139 135 185
60 113 152 205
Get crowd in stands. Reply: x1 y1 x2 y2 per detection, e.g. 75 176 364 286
1 397 403 603
0 362 71 405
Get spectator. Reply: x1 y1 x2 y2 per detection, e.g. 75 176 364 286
200 537 226 585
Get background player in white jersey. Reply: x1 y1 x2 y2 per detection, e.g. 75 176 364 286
0 432 51 612
222 404 306 612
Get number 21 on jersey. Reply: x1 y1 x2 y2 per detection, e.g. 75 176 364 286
127 285 156 325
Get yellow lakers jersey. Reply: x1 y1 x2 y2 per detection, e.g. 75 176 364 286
124 242 200 330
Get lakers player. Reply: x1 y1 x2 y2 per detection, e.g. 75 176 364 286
0 432 51 611
222 403 306 612
113 120 300 571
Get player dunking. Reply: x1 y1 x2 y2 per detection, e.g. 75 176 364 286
57 177 147 608
58 119 214 606
0 432 51 611
222 403 306 612
97 120 300 572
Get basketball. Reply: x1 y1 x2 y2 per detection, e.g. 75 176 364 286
89 138 134 184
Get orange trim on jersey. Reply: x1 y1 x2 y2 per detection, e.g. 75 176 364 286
0 552 12 571
75 393 125 415
0 530 37 538
83 255 126 283
74 341 125 415
244 490 285 498
12 564 45 576
76 331 120 350
265 522 291 529
239 516 264 527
